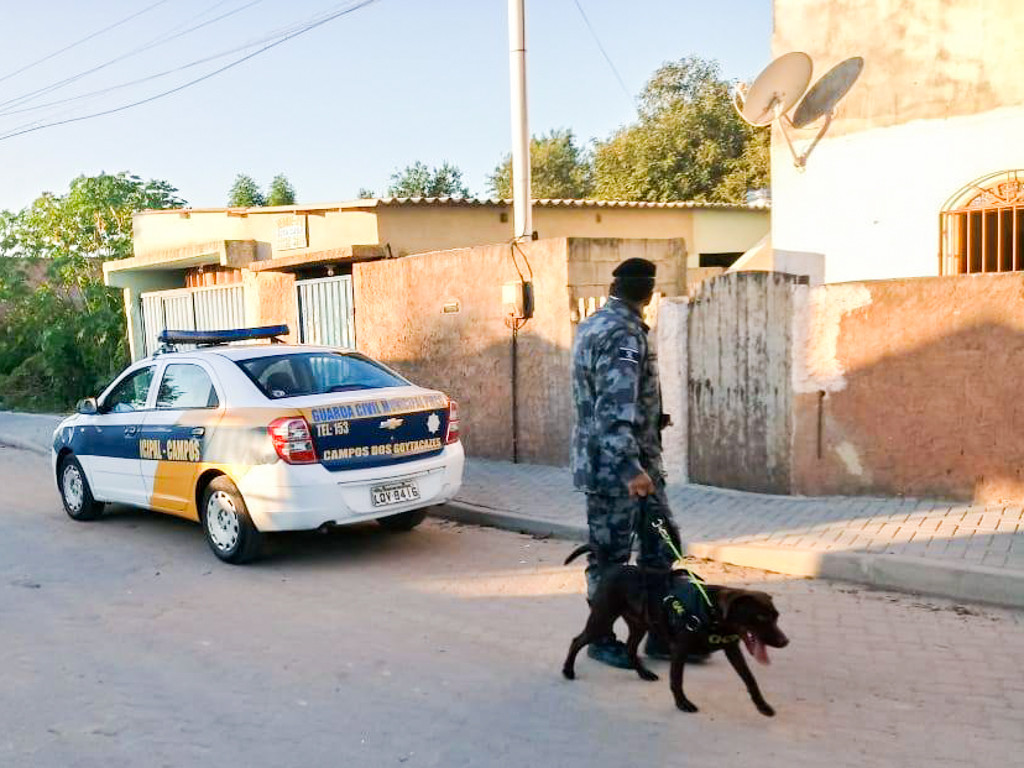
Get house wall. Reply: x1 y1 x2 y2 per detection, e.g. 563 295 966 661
353 239 572 464
373 205 759 263
791 273 1024 502
771 0 1024 283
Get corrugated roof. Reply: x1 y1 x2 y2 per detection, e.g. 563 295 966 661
375 196 770 211
139 196 769 216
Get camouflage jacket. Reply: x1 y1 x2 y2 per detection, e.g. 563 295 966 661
570 296 665 496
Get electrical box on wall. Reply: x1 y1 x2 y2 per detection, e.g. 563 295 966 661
502 280 534 319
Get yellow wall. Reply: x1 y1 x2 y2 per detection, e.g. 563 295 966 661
133 203 767 269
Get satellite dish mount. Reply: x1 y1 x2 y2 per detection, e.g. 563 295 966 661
734 53 864 169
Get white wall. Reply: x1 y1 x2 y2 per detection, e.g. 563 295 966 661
771 105 1024 284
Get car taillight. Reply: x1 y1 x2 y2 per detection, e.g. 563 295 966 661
268 417 316 464
445 400 460 444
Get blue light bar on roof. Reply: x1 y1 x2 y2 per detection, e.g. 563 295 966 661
158 326 290 346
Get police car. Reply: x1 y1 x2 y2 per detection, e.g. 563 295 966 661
51 326 464 563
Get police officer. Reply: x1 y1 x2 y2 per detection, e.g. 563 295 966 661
570 257 679 668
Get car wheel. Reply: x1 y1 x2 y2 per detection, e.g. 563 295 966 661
377 508 428 532
201 476 263 564
59 455 104 521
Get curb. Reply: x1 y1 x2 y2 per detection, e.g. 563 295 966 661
0 435 49 457
437 501 1024 610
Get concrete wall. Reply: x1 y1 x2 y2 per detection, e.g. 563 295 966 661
791 273 1024 502
353 239 573 464
686 272 797 494
771 0 1024 283
353 236 694 465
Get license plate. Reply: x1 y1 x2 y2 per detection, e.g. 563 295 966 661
371 481 420 507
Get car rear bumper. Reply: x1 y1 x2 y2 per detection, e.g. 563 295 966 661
236 442 465 531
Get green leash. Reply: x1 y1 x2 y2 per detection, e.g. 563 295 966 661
651 515 713 609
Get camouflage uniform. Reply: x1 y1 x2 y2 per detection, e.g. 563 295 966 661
571 296 677 599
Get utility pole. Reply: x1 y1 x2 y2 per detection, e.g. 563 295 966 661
507 0 532 239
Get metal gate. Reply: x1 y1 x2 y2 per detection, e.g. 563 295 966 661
296 275 355 348
140 285 246 356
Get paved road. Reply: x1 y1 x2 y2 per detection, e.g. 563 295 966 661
2 446 1022 768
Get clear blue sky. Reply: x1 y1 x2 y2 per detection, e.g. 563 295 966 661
0 0 770 211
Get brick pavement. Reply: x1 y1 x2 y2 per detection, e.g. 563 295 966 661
447 458 1024 607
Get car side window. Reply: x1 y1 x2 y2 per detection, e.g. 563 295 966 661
102 367 155 413
156 364 220 409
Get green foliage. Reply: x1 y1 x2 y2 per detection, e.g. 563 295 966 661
227 173 266 207
266 174 296 206
386 161 470 198
356 187 376 199
591 56 769 203
0 172 185 411
487 129 592 200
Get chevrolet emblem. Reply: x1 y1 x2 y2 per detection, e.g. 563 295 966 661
379 417 404 431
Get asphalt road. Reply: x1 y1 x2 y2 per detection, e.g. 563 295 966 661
2 444 1022 768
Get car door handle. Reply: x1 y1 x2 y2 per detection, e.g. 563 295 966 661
124 426 138 436
190 427 205 437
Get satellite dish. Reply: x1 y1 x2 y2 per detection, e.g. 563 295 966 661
792 57 864 128
736 52 813 126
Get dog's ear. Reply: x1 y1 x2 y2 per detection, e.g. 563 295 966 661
715 588 744 618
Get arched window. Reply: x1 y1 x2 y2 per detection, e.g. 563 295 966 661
940 171 1024 274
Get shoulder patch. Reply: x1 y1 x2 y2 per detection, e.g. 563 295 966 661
618 346 640 365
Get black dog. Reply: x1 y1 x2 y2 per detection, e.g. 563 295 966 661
561 545 789 716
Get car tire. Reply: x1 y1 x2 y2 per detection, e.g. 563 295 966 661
201 476 263 564
377 508 428 532
58 455 105 521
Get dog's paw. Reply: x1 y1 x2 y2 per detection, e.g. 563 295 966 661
562 667 576 681
756 701 775 717
637 668 659 682
675 698 699 713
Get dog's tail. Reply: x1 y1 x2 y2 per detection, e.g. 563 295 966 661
563 544 592 565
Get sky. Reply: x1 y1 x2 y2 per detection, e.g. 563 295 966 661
0 0 771 212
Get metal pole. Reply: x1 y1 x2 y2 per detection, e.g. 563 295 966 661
507 0 532 240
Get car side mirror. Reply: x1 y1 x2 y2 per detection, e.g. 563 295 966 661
77 397 98 415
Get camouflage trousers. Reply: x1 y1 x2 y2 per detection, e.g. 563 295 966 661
584 484 678 601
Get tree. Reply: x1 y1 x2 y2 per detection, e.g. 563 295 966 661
0 172 185 410
487 129 592 199
386 161 470 198
591 56 769 203
227 174 265 207
356 187 376 199
266 174 296 206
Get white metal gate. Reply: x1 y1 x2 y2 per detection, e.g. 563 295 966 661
140 285 246 356
296 275 355 349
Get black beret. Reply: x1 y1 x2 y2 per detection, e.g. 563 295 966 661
612 258 656 279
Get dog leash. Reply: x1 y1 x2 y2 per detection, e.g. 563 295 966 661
648 510 713 610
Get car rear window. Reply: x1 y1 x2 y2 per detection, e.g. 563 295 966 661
236 352 407 399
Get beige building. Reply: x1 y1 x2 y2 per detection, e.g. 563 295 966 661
770 0 1024 284
107 197 768 361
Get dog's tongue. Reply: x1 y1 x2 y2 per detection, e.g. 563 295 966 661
743 632 770 665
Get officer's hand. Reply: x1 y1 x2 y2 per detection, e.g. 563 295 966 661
627 471 656 498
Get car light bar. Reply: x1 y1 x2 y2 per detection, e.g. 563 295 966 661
158 325 290 346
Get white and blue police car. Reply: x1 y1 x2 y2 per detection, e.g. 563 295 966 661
52 326 464 563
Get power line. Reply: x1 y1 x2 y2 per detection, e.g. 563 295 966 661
571 0 633 103
0 3 330 119
0 0 263 113
0 0 383 143
0 0 172 86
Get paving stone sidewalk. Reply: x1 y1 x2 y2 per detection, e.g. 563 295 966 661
444 458 1024 608
3 411 1021 607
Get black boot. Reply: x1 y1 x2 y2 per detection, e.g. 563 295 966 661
587 636 632 669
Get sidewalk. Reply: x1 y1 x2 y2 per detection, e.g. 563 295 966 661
3 411 1021 608
443 459 1024 609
